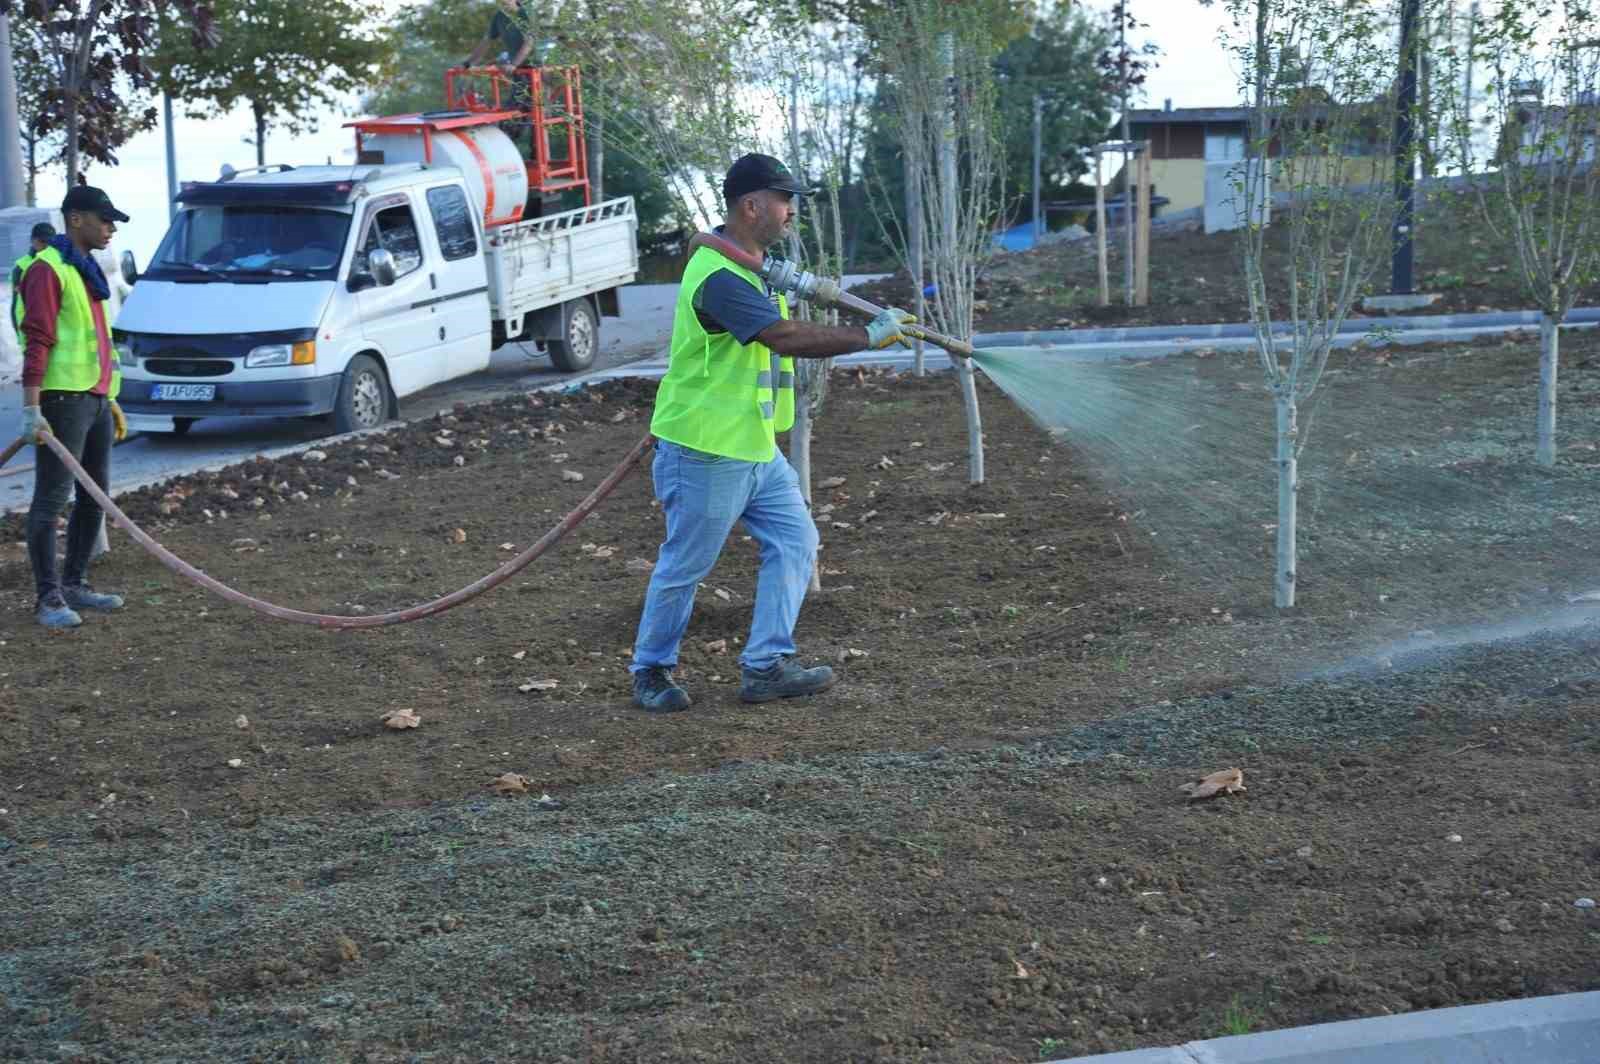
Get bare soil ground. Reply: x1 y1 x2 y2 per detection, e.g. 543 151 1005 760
5 328 1600 1062
853 197 1600 331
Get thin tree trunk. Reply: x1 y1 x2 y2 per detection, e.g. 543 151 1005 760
1095 148 1109 306
254 102 267 167
1537 310 1560 466
1275 392 1298 608
960 359 984 485
907 156 925 377
64 97 79 186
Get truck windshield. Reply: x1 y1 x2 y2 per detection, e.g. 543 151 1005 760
146 205 353 281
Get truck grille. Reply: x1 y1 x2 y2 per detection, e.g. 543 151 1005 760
146 359 235 377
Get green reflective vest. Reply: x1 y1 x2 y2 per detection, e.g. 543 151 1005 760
650 245 793 462
13 246 120 398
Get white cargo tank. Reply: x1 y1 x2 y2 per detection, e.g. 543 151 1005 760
361 117 529 227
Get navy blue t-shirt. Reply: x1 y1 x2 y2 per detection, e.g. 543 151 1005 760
693 263 783 344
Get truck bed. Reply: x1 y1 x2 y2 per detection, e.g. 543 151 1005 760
485 196 639 322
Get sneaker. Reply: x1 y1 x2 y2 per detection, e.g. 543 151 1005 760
36 592 83 629
632 666 691 713
63 584 124 612
739 656 838 704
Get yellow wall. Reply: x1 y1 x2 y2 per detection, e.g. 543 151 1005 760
1152 159 1207 212
1103 154 1394 218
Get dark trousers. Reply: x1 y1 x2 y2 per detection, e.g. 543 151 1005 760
27 390 112 602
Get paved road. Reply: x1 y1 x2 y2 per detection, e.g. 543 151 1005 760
0 277 885 509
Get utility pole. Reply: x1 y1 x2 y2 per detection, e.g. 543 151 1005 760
164 93 179 220
0 13 27 208
1031 94 1043 243
1391 0 1422 294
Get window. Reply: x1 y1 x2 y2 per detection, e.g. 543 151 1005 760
355 203 424 279
426 185 478 261
1204 129 1246 162
147 205 351 281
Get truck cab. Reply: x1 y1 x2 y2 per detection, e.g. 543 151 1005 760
116 164 494 435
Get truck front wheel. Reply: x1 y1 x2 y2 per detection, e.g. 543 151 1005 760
546 298 598 373
331 355 391 434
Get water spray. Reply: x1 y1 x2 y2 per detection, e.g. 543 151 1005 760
686 233 976 359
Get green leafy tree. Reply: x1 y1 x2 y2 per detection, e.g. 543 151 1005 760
992 2 1113 222
15 0 217 184
363 0 480 118
154 0 392 166
543 0 764 228
366 0 679 236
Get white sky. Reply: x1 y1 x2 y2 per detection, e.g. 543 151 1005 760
37 0 1238 264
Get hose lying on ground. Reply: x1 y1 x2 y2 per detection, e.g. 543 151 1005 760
1 429 654 629
0 257 973 629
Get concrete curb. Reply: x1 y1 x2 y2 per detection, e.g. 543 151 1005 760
1046 991 1600 1063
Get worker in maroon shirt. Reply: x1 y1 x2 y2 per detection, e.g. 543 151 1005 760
16 185 129 629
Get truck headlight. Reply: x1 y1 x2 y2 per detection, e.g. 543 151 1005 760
114 342 133 370
245 341 316 368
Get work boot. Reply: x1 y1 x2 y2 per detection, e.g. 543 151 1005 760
63 584 124 612
36 591 83 629
739 656 838 704
632 666 691 714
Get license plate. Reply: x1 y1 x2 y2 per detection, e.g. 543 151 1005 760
151 383 215 401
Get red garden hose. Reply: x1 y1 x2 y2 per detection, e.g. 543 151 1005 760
2 430 655 629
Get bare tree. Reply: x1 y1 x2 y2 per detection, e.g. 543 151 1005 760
870 0 1003 485
1438 0 1600 467
1220 0 1415 607
759 25 869 588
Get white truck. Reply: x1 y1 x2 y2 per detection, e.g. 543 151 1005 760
115 104 638 436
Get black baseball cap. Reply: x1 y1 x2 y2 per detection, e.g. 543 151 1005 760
61 185 129 223
723 153 810 206
29 222 55 241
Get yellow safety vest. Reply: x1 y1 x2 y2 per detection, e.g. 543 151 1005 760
13 246 120 397
650 246 793 462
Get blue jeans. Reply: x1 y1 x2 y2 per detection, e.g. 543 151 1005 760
631 440 819 673
26 390 113 603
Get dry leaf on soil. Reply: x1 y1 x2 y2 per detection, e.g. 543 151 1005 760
379 708 422 730
489 773 530 796
448 528 467 544
1180 767 1246 801
518 679 559 693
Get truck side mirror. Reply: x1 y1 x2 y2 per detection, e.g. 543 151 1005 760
369 249 398 287
119 250 138 284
